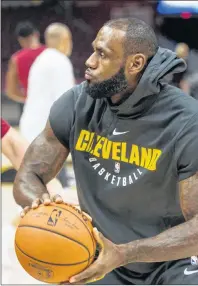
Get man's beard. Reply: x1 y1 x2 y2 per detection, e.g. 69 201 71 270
85 67 128 99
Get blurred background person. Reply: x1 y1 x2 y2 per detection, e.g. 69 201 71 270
175 42 189 59
172 42 189 89
19 22 75 188
5 21 45 113
182 72 198 99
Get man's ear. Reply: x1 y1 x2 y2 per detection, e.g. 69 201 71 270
127 53 147 75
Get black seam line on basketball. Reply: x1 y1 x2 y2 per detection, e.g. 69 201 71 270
49 205 95 251
15 242 94 267
18 222 92 260
17 225 90 264
15 240 94 267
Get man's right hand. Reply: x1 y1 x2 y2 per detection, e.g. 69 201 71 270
20 193 92 222
20 193 63 218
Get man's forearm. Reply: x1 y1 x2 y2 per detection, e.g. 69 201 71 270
119 215 198 265
13 169 48 208
13 122 69 208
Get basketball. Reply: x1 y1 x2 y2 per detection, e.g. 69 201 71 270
14 203 96 283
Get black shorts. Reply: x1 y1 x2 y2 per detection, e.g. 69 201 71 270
89 257 198 285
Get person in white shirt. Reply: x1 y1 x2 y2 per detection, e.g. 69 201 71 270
20 22 75 142
19 23 75 187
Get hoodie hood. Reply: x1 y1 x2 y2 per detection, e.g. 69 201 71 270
110 47 187 118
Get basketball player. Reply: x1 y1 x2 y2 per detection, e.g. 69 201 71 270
5 21 45 104
14 18 198 284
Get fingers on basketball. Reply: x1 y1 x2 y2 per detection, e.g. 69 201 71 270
20 193 53 218
20 206 30 217
42 193 51 205
52 194 63 204
32 198 42 209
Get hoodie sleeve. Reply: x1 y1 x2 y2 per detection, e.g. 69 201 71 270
174 113 198 181
49 88 76 149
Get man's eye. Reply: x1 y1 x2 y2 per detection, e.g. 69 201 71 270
99 52 105 58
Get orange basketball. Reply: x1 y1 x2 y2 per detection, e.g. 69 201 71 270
15 203 96 283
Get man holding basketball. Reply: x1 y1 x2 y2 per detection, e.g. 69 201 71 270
14 18 198 285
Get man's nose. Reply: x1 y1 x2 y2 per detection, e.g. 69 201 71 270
85 53 98 69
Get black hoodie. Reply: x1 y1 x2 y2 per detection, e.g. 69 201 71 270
49 47 198 274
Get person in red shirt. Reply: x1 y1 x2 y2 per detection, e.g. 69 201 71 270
5 21 45 103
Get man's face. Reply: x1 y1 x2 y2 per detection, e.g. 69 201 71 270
18 37 26 48
18 33 39 48
85 26 129 99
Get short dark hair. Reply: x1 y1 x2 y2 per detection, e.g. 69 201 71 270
15 21 37 38
104 18 158 58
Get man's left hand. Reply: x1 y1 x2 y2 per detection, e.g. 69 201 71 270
66 228 124 285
